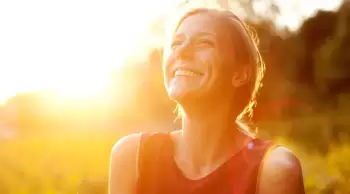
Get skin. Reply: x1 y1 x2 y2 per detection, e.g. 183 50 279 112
109 11 305 194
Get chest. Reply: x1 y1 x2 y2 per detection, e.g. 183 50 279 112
135 134 270 194
136 153 260 194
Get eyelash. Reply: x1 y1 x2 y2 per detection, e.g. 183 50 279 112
170 39 214 49
197 40 214 47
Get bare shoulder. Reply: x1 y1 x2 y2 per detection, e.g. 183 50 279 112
257 146 305 194
264 146 302 173
109 133 142 194
110 133 142 175
111 133 142 156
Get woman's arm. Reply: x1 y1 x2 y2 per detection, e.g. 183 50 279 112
257 147 305 194
108 133 141 194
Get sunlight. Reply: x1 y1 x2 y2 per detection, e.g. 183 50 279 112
274 0 342 30
0 0 182 102
50 69 111 99
0 0 343 103
0 96 11 105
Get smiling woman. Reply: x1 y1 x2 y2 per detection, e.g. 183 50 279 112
109 7 305 194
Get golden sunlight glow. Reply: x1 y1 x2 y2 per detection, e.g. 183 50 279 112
50 70 111 99
0 0 342 104
0 0 182 103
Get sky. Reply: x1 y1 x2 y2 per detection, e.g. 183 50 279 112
0 0 343 104
274 0 343 30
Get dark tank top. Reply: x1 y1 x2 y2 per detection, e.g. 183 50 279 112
136 132 275 194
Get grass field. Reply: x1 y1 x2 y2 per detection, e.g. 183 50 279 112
1 126 350 194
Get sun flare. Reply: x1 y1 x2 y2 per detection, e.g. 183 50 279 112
0 0 183 104
0 0 343 104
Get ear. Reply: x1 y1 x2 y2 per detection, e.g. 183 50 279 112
231 66 251 87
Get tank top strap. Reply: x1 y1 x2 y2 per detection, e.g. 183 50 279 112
253 139 279 193
136 132 173 190
139 132 171 166
236 138 277 194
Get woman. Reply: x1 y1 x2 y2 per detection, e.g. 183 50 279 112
109 8 305 194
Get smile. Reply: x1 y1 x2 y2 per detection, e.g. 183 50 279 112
174 69 202 77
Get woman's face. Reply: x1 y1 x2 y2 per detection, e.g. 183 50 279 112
163 13 237 103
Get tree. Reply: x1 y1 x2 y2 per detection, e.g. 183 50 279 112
315 3 350 97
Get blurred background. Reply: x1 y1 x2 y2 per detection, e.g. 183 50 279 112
1 0 350 193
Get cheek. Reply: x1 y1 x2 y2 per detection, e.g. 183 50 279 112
197 50 221 67
207 53 233 87
200 51 223 77
162 53 175 76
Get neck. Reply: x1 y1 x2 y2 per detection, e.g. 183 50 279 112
176 100 241 170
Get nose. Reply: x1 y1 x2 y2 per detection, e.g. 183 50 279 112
176 41 193 60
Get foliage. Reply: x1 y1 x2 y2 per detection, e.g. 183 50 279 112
0 133 115 194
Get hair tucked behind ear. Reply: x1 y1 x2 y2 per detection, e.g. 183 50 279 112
234 23 265 122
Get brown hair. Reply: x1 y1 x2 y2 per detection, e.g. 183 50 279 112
164 8 265 123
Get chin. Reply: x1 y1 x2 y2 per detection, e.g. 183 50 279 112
168 92 187 102
168 90 201 104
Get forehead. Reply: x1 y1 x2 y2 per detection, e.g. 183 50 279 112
174 13 225 38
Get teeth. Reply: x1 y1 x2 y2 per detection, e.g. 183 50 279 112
175 70 201 77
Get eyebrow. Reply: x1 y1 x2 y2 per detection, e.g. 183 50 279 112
174 32 216 39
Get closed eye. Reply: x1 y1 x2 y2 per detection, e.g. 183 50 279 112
171 40 182 49
197 39 215 47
